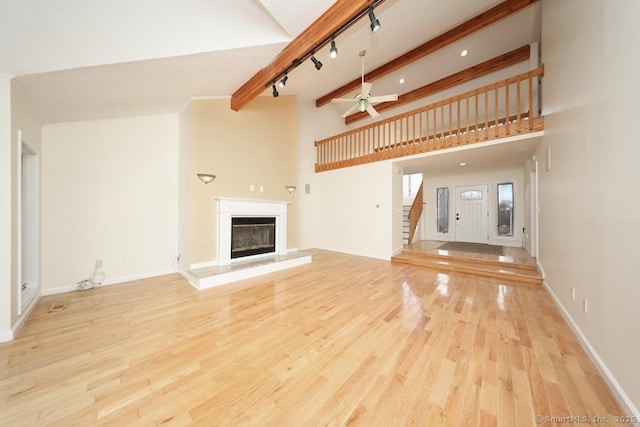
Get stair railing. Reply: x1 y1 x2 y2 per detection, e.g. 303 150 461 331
315 66 544 172
407 181 424 244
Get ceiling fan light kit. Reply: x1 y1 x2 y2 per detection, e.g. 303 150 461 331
331 50 398 119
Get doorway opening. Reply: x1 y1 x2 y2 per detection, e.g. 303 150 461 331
19 138 39 315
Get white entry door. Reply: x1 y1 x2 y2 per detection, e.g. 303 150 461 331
455 184 488 244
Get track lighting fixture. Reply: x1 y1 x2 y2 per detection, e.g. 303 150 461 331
278 74 288 88
368 7 380 32
311 55 323 71
267 1 383 98
329 39 338 59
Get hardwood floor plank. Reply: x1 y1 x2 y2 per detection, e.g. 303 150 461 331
0 249 630 426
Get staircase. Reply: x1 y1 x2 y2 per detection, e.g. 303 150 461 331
402 205 411 245
391 247 542 285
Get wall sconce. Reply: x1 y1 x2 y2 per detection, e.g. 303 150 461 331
285 185 296 193
197 173 216 184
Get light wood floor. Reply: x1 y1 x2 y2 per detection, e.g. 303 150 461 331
0 250 628 426
405 240 538 268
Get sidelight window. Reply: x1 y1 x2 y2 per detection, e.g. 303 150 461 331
497 183 514 236
436 187 449 233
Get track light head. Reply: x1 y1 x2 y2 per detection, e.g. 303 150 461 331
329 40 338 59
278 74 288 88
311 55 323 71
368 8 380 32
272 84 279 98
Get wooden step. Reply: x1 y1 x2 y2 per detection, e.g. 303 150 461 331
401 248 538 271
391 252 542 285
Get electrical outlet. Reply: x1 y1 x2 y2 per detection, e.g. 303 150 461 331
583 299 588 313
95 259 103 269
570 287 575 301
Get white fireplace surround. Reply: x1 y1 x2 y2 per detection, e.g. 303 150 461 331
216 198 288 266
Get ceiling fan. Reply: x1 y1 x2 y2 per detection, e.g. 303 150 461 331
331 50 398 118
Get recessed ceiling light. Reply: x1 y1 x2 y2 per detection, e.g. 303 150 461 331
459 162 467 166
460 50 468 57
399 78 405 84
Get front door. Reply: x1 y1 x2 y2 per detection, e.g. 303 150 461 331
455 184 488 244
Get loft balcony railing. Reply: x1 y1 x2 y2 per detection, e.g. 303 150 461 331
315 66 544 172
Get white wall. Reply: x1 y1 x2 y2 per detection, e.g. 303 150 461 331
177 103 191 274
0 75 12 340
314 160 397 260
41 114 179 293
296 95 347 250
540 0 639 416
422 164 525 247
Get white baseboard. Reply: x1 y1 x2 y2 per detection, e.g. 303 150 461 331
543 279 640 421
537 260 546 279
392 246 404 256
41 268 176 296
178 270 199 289
0 330 14 343
11 292 42 339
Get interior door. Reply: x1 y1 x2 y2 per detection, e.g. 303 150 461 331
455 184 488 244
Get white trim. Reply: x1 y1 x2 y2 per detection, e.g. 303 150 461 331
178 270 199 289
41 269 175 296
536 260 545 279
392 246 403 256
0 72 15 80
0 330 13 343
543 280 640 421
216 198 289 266
11 292 41 339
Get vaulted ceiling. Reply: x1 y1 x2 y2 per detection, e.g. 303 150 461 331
0 0 540 125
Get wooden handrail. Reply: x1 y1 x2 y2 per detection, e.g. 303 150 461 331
407 181 423 244
315 66 544 172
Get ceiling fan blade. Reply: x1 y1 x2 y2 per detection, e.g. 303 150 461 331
341 104 361 118
360 82 372 98
368 94 398 103
366 104 380 118
331 98 356 103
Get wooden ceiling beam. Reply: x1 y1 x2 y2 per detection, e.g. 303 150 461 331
316 0 538 108
230 0 387 112
344 45 530 124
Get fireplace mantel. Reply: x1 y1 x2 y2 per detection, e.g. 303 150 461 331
216 198 289 265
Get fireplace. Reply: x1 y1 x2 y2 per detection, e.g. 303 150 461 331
231 217 276 259
215 198 289 266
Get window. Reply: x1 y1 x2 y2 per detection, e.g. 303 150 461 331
436 187 449 233
460 190 482 200
497 183 514 236
403 173 423 199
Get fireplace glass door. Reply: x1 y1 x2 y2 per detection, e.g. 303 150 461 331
231 217 276 259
